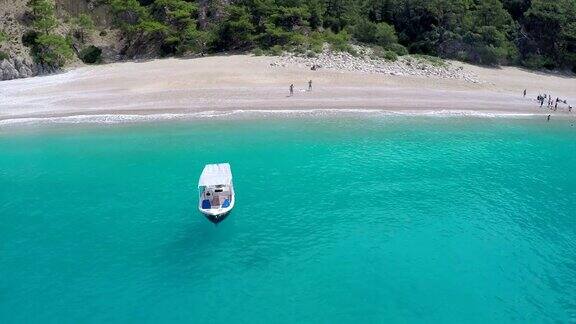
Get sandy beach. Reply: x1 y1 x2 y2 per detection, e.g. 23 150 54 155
1 54 575 123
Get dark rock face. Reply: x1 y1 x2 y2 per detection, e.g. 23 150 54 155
0 57 58 81
1 58 31 80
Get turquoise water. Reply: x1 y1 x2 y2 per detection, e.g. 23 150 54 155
1 116 575 323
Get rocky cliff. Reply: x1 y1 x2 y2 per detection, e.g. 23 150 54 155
0 0 116 81
0 0 235 81
1 0 32 80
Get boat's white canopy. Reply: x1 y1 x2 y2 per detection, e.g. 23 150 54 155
198 163 232 187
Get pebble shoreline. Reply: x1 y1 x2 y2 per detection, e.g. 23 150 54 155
270 45 483 84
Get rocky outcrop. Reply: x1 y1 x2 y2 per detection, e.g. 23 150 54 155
1 57 32 80
0 1 60 81
0 57 58 81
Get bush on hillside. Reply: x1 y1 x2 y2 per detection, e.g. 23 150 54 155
387 43 408 56
383 50 397 61
353 20 378 43
79 45 102 64
0 51 9 60
268 44 283 56
353 20 398 48
324 30 351 52
411 54 447 67
71 13 95 43
476 45 507 66
22 30 40 47
375 22 398 48
371 46 397 61
307 32 324 53
522 54 556 70
33 34 74 67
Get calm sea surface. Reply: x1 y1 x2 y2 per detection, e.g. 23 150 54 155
1 116 575 323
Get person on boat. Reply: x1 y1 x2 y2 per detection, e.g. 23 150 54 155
289 84 294 96
308 80 312 91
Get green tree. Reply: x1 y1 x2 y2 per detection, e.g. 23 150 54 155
307 0 325 29
324 0 360 32
34 34 74 67
212 6 255 51
0 30 7 60
109 0 149 30
375 21 398 47
353 20 398 47
180 25 212 53
0 30 7 43
271 6 311 31
502 0 531 20
71 14 95 44
29 0 58 34
151 0 198 30
98 0 575 70
523 0 575 68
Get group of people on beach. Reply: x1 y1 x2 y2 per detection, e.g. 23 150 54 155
524 89 573 121
289 80 313 96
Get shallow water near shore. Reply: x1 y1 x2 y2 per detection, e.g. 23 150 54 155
1 116 575 323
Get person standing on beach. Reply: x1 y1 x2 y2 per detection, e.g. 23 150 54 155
523 89 526 97
289 84 294 96
308 80 312 91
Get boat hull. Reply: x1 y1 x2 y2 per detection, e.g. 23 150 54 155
199 202 234 224
202 211 231 224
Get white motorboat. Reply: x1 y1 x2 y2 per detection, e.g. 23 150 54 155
198 163 235 223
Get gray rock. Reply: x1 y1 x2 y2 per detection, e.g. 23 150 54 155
35 63 59 76
270 44 483 84
0 59 19 80
12 57 34 78
0 56 43 81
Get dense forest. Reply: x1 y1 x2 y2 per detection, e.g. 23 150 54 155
10 0 576 72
